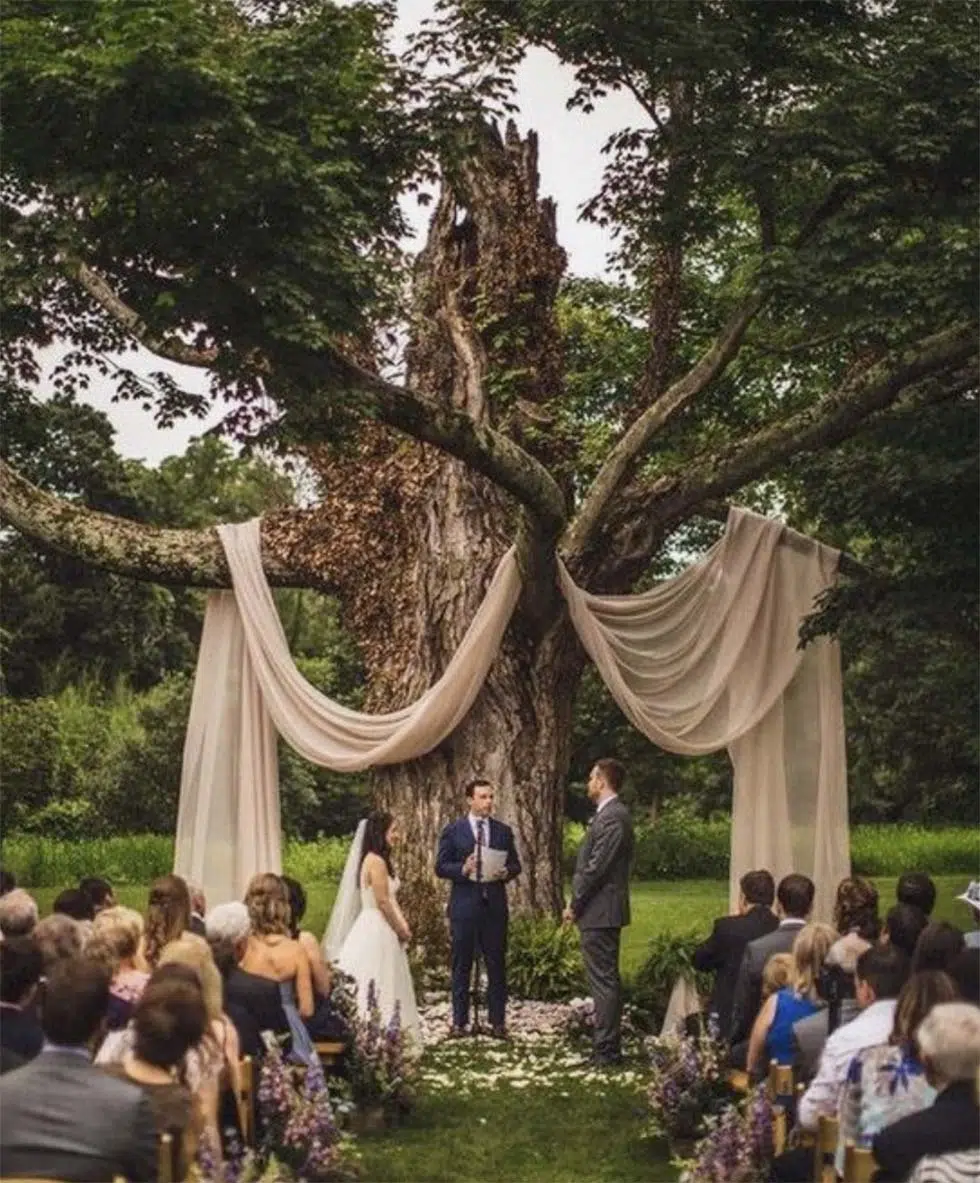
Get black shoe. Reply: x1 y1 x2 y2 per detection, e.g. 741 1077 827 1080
590 1052 623 1068
447 1026 468 1039
490 1025 509 1041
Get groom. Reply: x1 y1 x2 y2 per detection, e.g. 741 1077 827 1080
563 758 634 1065
436 778 522 1038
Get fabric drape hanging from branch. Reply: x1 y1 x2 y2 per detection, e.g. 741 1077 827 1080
174 510 849 916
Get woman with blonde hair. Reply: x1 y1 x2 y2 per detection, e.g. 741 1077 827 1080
144 875 191 968
240 873 316 1066
747 922 837 1074
89 905 149 1029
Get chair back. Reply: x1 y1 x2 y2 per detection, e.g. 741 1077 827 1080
238 1055 255 1147
843 1142 877 1183
813 1113 839 1183
767 1059 794 1103
157 1132 174 1183
314 1039 345 1069
772 1104 788 1157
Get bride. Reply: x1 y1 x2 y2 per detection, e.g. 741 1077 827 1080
323 811 421 1050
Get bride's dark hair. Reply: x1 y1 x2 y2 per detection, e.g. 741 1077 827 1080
360 810 395 877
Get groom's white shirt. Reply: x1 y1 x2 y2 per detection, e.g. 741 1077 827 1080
594 793 618 817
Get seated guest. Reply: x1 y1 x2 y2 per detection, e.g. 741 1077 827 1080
797 943 910 1133
33 913 84 976
836 970 958 1171
908 1148 980 1183
955 881 980 949
693 869 778 1037
883 903 930 959
188 884 207 939
829 875 880 974
914 922 966 975
0 936 44 1061
205 902 278 1059
0 956 157 1182
282 874 349 1042
144 874 192 968
730 873 815 1053
89 906 150 1030
53 888 96 923
0 888 39 939
101 970 208 1179
898 872 937 918
762 953 794 1001
78 877 116 915
240 874 316 1066
873 1003 980 1182
948 948 980 1005
0 870 15 896
747 922 836 1076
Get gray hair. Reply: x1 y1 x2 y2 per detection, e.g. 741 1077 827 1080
33 913 84 975
204 901 250 945
0 889 39 938
917 1001 980 1083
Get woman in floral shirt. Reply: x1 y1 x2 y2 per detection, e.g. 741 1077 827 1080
836 970 958 1172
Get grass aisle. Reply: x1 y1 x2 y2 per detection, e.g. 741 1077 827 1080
356 1037 674 1183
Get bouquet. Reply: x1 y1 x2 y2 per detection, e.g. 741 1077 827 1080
345 979 416 1119
645 1018 729 1143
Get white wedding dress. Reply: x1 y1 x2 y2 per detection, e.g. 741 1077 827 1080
334 873 421 1051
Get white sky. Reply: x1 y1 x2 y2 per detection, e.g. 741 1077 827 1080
42 0 642 465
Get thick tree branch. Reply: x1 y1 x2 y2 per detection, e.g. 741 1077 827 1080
0 460 338 591
624 324 978 539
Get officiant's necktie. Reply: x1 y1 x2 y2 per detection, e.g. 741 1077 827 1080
476 819 486 898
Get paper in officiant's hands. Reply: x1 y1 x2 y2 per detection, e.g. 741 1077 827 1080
478 847 508 880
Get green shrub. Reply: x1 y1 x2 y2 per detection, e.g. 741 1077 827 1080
1 834 174 886
506 915 586 1001
282 837 351 883
628 930 712 1031
851 826 980 876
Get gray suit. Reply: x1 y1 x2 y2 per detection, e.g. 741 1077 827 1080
571 797 634 1061
729 919 807 1046
0 1049 158 1182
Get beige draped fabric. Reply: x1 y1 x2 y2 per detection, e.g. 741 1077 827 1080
175 509 848 917
558 508 848 919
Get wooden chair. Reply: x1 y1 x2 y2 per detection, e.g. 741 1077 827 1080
772 1103 788 1157
157 1132 174 1183
767 1059 794 1103
238 1055 255 1147
727 1067 751 1093
843 1142 877 1183
314 1040 346 1069
813 1113 839 1183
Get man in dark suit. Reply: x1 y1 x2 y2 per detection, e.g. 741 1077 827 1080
729 872 815 1057
693 869 777 1036
872 1001 980 1181
563 758 634 1066
0 935 44 1062
0 956 157 1182
436 778 522 1039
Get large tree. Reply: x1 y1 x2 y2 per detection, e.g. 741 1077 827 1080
1 0 976 915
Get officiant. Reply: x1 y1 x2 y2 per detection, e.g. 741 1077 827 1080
436 778 522 1039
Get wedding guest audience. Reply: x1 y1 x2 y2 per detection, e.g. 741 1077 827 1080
730 873 815 1054
0 936 44 1061
955 881 980 948
948 948 980 1005
873 1003 980 1181
0 870 15 896
89 906 150 1030
836 970 959 1171
828 875 880 973
694 869 778 1037
0 888 39 939
53 888 96 923
240 873 316 1066
797 943 910 1132
0 956 157 1182
101 969 208 1179
914 922 966 975
282 874 349 1043
883 902 930 959
898 872 937 917
33 913 84 976
144 874 192 967
78 877 116 915
747 923 836 1075
188 884 207 938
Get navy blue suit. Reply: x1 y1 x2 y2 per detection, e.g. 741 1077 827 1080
435 816 521 1029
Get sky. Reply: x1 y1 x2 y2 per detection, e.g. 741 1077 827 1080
43 0 643 466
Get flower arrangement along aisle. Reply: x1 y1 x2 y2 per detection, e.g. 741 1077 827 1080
679 1085 775 1183
344 979 417 1127
645 1018 731 1149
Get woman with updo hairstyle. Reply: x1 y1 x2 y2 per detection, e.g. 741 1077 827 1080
144 875 192 968
99 969 208 1178
89 905 149 1029
828 876 881 974
240 873 316 1066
